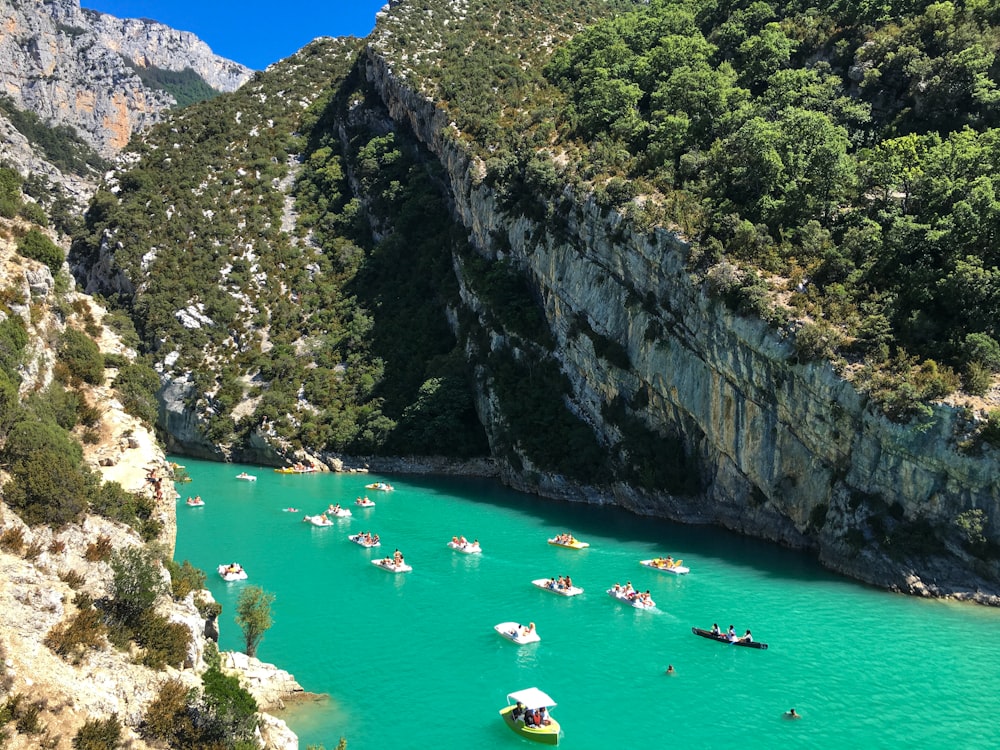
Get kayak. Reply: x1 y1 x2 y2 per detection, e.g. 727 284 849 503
691 627 768 649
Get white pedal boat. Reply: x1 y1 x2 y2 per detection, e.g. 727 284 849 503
607 587 656 609
495 621 540 644
349 533 381 548
218 564 247 581
532 578 583 597
372 558 411 573
304 514 334 527
355 497 376 507
235 472 257 481
325 505 353 518
639 558 690 575
447 539 482 554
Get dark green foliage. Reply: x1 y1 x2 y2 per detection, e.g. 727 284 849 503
89 481 160 542
0 166 22 218
72 714 122 750
199 666 259 742
488 349 609 483
107 546 167 630
1 418 89 526
135 613 191 669
0 95 109 176
58 328 104 386
119 61 219 108
166 559 208 600
16 228 63 274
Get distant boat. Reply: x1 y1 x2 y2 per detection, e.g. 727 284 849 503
372 557 411 573
365 481 394 491
185 496 205 507
235 472 257 481
447 538 481 554
275 464 318 474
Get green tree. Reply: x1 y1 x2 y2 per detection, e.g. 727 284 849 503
108 546 167 629
16 228 63 273
235 586 274 658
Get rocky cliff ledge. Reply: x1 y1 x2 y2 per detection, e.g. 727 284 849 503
362 46 1000 603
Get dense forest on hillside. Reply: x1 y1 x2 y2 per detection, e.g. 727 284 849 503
375 0 1000 424
71 41 488 459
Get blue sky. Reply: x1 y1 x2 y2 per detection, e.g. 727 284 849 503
82 1 387 70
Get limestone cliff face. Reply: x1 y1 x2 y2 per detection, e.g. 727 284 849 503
0 0 251 158
362 47 1000 601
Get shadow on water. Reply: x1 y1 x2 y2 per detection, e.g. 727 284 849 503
399 473 848 587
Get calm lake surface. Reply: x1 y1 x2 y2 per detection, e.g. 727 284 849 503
172 457 1000 749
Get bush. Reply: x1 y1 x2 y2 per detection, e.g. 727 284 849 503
200 666 258 743
59 328 105 386
107 546 166 629
0 526 24 553
60 569 86 589
84 535 113 562
16 228 63 274
141 678 195 744
113 360 160 425
72 714 122 750
44 604 107 664
166 559 207 600
135 613 191 669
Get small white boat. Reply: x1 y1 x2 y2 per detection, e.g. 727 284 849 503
325 505 353 518
372 558 411 573
185 497 205 507
447 539 482 554
218 564 247 582
495 621 540 644
365 481 394 491
355 497 376 508
639 558 690 575
531 578 583 597
349 533 381 548
304 514 334 527
499 687 560 745
235 472 257 481
606 587 656 610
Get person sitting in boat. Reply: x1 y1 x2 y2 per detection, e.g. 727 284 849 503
523 708 537 727
664 555 675 567
372 533 380 544
458 535 468 545
738 629 753 643
227 563 242 574
511 702 525 723
710 623 721 636
727 625 737 641
524 622 536 636
537 706 551 726
393 549 404 565
564 575 574 589
451 536 459 544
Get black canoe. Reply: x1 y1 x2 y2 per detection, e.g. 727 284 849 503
692 627 768 649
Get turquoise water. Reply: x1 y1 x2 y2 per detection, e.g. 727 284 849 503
173 458 1000 749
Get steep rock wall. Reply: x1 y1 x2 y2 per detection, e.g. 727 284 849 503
363 48 1000 600
0 0 251 157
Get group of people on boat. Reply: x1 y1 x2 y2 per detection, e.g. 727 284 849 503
450 535 479 549
224 562 243 575
511 702 551 728
355 531 380 546
508 622 536 638
545 575 575 590
378 549 406 567
355 496 374 506
551 533 578 545
186 495 204 506
710 623 754 643
610 581 654 606
648 556 680 568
